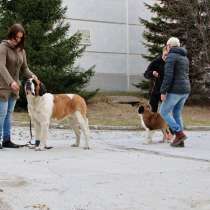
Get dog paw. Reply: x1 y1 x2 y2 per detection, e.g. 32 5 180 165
35 147 42 151
28 144 36 149
165 133 174 141
142 141 152 145
35 146 46 151
157 140 165 143
71 144 79 147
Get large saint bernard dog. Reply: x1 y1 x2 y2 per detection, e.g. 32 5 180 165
25 78 90 150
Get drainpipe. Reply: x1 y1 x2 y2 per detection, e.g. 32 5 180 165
125 0 130 91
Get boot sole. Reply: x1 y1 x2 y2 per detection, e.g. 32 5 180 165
171 141 184 147
171 136 187 146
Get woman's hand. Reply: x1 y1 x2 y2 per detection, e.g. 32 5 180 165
10 81 20 92
152 71 159 78
161 94 166 101
31 74 38 80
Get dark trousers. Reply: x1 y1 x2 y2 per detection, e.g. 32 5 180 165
149 93 161 112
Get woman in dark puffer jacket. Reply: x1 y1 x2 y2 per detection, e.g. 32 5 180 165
160 37 191 147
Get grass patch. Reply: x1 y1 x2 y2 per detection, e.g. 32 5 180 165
13 93 210 127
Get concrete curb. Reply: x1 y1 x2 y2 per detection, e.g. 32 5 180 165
13 121 210 131
185 125 210 131
91 125 210 131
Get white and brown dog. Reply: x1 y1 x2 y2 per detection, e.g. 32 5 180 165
137 103 172 144
25 78 90 150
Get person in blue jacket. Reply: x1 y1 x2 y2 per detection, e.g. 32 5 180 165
160 37 191 147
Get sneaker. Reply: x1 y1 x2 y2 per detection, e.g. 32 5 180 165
2 141 20 148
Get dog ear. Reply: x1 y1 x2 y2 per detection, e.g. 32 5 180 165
32 78 38 86
32 79 42 96
145 104 152 111
138 105 144 114
39 82 47 96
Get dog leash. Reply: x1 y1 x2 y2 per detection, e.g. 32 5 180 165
26 120 53 149
19 119 35 147
26 119 35 146
29 119 33 142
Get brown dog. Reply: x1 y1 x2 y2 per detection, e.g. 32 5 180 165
137 103 172 144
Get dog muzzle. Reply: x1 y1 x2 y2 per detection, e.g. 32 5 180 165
25 81 35 96
138 106 144 114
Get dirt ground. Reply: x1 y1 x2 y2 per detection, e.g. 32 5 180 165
87 95 210 126
13 94 210 127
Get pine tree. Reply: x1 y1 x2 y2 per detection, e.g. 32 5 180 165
0 0 97 109
140 0 210 96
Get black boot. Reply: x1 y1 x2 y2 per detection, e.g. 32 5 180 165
2 140 20 148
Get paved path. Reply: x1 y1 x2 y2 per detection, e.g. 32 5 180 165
0 127 210 210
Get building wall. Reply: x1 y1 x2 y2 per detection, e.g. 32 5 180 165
63 0 155 91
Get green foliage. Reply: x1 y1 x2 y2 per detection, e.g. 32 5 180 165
140 0 210 95
0 0 97 109
133 80 150 90
133 80 152 99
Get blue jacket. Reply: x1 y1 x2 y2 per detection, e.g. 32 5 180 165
160 47 191 94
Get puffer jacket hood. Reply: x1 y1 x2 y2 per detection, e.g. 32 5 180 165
169 47 187 57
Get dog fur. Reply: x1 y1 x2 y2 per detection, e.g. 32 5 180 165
137 103 172 144
25 78 90 150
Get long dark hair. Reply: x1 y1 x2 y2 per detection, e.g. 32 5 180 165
7 23 26 50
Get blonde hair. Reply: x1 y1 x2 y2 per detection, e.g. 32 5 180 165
162 46 168 60
162 46 167 53
167 37 180 47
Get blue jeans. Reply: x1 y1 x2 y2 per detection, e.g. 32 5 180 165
0 96 16 142
160 93 189 133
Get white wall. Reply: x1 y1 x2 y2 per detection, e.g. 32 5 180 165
62 0 155 91
65 0 126 23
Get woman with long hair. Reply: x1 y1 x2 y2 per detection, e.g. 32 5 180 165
0 23 37 149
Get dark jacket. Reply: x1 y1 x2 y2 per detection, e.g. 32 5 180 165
144 55 165 95
160 47 191 94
